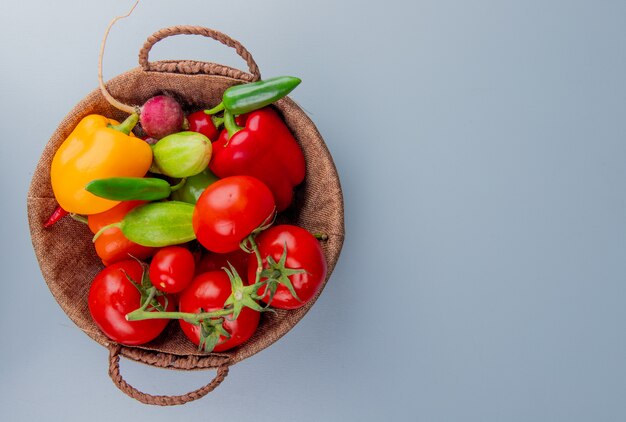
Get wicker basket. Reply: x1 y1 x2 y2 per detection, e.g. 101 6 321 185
27 26 344 405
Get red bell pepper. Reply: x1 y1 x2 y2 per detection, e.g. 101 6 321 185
209 107 305 211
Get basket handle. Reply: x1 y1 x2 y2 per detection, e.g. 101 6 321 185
138 25 261 81
108 344 230 406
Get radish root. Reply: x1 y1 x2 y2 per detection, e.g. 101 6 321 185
98 0 141 115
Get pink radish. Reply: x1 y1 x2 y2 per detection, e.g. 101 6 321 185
97 3 185 138
140 95 184 139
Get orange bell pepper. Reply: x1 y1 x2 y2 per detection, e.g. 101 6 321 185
50 113 152 215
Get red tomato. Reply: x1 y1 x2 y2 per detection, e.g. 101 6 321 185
192 175 275 253
88 260 173 345
187 111 219 141
179 271 260 352
197 248 251 279
149 246 196 294
248 225 327 310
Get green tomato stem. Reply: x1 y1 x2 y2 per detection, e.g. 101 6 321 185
138 286 158 312
249 235 264 286
125 307 233 323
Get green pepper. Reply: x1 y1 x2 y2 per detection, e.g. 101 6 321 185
93 201 195 247
205 76 301 116
170 169 219 204
85 177 185 201
152 131 212 178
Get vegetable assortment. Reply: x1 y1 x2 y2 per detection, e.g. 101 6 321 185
47 75 328 353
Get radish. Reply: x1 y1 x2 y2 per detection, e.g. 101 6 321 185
140 95 184 139
97 4 185 138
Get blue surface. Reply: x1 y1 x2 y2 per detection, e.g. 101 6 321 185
3 0 626 420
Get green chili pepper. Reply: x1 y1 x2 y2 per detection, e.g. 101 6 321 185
170 169 219 204
85 177 183 201
214 76 301 115
152 131 212 178
93 201 196 247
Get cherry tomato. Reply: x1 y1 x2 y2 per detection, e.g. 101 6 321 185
187 111 219 141
248 225 327 310
88 260 173 345
179 271 260 352
192 175 275 253
149 246 196 293
197 248 250 279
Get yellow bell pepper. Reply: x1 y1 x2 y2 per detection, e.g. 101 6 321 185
50 113 153 215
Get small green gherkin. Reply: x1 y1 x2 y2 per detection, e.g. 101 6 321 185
120 201 196 247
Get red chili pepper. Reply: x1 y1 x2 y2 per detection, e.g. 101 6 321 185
43 205 69 228
209 107 305 211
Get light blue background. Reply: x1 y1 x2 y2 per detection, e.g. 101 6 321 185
3 0 626 420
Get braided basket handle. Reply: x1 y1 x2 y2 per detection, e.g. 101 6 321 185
138 25 261 81
108 344 230 406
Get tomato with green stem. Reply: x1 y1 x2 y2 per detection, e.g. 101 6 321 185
248 225 327 310
88 259 173 345
178 270 260 352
